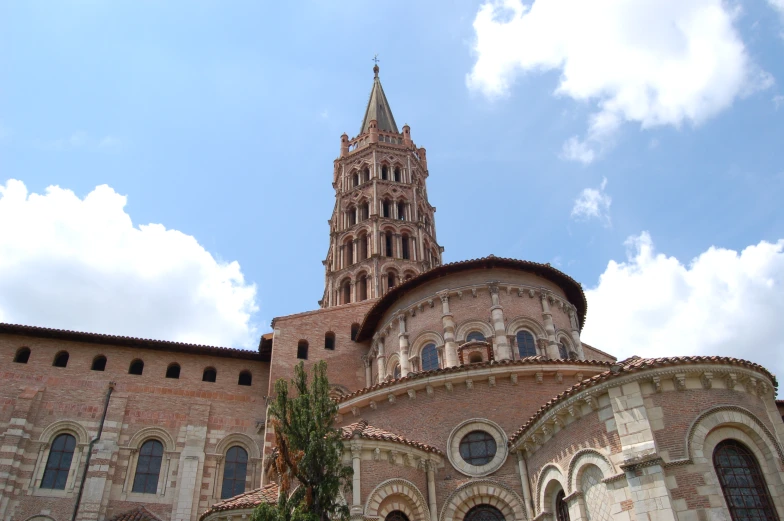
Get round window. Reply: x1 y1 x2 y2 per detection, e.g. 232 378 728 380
459 430 497 466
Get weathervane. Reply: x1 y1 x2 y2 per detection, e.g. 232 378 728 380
372 54 380 65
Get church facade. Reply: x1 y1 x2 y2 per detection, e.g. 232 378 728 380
2 66 784 521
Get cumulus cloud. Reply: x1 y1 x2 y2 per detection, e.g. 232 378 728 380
467 0 773 161
0 179 258 347
571 177 611 225
582 233 784 390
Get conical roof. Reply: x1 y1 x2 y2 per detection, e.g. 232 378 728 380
359 65 399 135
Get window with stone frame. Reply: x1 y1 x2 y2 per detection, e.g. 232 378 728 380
464 505 505 521
516 331 537 358
421 343 439 371
459 430 496 466
385 511 409 521
466 331 486 343
132 439 164 494
555 489 570 521
221 446 249 499
40 433 76 490
713 439 780 521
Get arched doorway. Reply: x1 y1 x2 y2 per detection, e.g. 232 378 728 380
464 504 505 521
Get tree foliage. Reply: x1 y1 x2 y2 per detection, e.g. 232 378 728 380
252 361 352 521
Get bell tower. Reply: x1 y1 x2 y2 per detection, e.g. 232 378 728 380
320 64 443 308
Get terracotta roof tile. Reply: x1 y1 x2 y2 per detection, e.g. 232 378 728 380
337 357 614 403
199 483 279 520
108 506 164 521
341 419 443 455
508 356 778 447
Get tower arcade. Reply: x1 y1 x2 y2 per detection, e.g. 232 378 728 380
321 65 443 308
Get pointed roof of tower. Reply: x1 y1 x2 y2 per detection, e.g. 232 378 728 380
359 65 399 135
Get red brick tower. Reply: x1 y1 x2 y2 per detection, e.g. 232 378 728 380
320 65 443 308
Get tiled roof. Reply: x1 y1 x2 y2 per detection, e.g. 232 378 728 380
337 357 614 404
199 483 279 520
341 419 443 455
355 255 588 341
508 356 779 447
108 506 164 521
0 322 263 361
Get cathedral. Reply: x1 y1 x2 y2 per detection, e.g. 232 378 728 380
2 65 784 521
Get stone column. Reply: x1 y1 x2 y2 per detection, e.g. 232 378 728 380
568 307 586 359
439 292 459 367
375 336 386 380
395 233 402 258
425 461 438 521
540 292 561 359
351 281 356 305
488 283 512 361
352 239 358 266
363 356 372 387
350 441 362 515
398 313 410 377
171 404 210 521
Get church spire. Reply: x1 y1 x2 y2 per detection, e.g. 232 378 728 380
359 64 399 135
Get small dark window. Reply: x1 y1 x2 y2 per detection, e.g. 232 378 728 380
516 331 537 358
40 433 76 490
132 440 163 494
421 344 438 371
387 272 396 290
393 364 401 379
382 200 391 218
394 167 401 183
713 439 779 520
221 446 249 499
129 359 144 375
325 332 336 350
91 355 107 371
203 367 217 383
558 342 568 359
166 363 180 379
350 323 360 341
459 430 496 466
464 505 505 521
14 347 30 364
469 353 483 364
385 511 410 521
353 173 359 187
555 490 570 521
238 370 252 386
385 233 393 257
397 202 405 220
402 236 410 259
53 351 69 368
297 340 309 360
363 167 370 182
466 331 486 342
381 165 388 180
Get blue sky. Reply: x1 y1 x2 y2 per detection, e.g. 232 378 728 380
1 1 783 384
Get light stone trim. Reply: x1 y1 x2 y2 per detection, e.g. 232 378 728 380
38 420 91 446
340 439 444 470
364 478 430 521
446 419 508 477
125 426 177 453
535 464 567 512
214 433 261 460
505 316 547 340
454 320 495 343
566 448 616 493
438 479 526 521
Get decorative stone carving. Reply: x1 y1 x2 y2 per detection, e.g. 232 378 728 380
352 407 360 417
510 374 518 385
407 389 416 400
445 382 453 392
488 376 496 387
373 448 381 461
555 372 563 383
388 450 398 464
388 394 396 404
725 373 738 390
465 379 474 390
652 376 662 393
674 374 686 391
700 372 713 389
426 385 434 397
369 400 377 410
535 372 543 384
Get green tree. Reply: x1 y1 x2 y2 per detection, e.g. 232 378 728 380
253 361 353 521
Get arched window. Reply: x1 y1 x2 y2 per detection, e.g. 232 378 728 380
397 202 405 220
466 331 486 343
401 235 410 259
385 511 409 521
464 505 505 521
385 232 393 257
350 323 360 341
129 359 144 375
203 367 217 382
347 209 356 227
381 165 389 180
166 363 180 379
387 272 396 290
40 433 76 489
393 364 401 379
132 440 163 494
53 351 69 368
342 279 351 304
363 167 370 183
297 340 309 360
459 431 496 465
516 331 537 358
581 465 612 521
394 167 401 183
92 355 107 371
359 203 369 221
345 238 354 265
421 343 438 371
382 200 391 218
221 446 249 499
324 332 335 350
713 439 779 520
238 371 252 386
555 490 570 521
558 342 568 359
358 234 368 260
353 173 359 187
358 275 368 301
14 347 30 364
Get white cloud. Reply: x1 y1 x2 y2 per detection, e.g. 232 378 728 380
0 179 258 347
583 233 784 392
768 0 784 16
571 177 611 225
467 0 773 161
561 136 595 164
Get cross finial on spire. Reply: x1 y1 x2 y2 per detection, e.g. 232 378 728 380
372 54 380 77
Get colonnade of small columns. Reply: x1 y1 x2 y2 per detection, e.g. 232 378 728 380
369 283 586 382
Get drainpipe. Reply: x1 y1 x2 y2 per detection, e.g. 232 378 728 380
71 382 115 521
